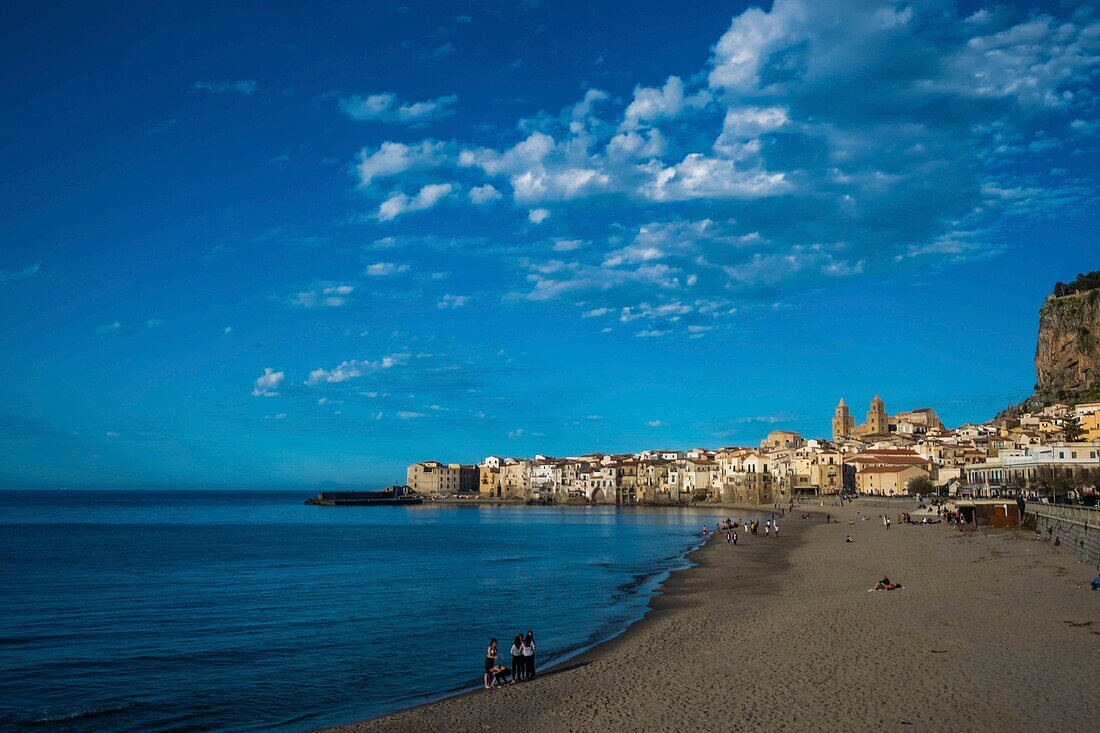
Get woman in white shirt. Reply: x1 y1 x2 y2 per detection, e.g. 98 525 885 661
522 631 536 679
510 635 525 682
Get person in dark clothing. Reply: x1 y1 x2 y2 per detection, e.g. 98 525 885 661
484 638 499 688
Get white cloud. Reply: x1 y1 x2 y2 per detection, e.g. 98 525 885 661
646 419 667 427
429 42 454 59
621 76 710 131
437 294 471 309
712 105 792 140
96 321 121 336
356 141 446 187
145 319 162 328
291 283 356 308
193 80 257 95
508 428 526 438
223 326 234 335
252 368 284 397
639 154 791 201
340 93 457 123
305 354 406 386
468 184 503 204
607 129 666 160
0 262 40 282
365 262 410 277
552 238 584 252
378 183 454 221
528 208 551 224
338 0 1099 333
397 411 426 419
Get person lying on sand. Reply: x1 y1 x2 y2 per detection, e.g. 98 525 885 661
845 535 854 543
871 576 903 591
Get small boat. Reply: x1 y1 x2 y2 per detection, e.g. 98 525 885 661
305 485 423 506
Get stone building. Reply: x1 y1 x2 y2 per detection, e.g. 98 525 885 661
856 464 929 495
407 461 478 495
832 398 854 441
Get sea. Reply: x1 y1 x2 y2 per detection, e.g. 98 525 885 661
0 490 730 732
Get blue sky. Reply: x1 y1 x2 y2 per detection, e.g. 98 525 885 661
1 0 1097 488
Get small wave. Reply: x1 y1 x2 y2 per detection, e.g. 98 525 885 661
0 632 75 646
24 702 134 725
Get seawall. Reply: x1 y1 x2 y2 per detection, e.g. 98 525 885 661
1023 502 1100 569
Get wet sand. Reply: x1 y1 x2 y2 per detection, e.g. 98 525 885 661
323 503 1098 733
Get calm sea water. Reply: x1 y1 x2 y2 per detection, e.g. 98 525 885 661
0 491 726 732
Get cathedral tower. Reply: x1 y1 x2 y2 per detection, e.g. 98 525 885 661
866 395 888 435
832 398 854 441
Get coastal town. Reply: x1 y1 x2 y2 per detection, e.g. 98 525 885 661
406 396 1100 505
406 276 1100 506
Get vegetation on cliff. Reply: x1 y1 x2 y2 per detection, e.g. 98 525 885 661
1052 271 1100 298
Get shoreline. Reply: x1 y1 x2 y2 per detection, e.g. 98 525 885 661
320 505 793 732
322 502 1097 733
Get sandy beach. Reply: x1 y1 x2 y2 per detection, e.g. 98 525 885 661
325 503 1098 733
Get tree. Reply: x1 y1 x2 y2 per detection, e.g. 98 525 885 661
1063 414 1084 442
907 475 934 496
1052 271 1100 297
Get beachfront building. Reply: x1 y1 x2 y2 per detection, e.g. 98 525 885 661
716 449 777 504
478 464 501 497
500 459 531 500
529 458 561 500
407 461 478 495
965 441 1100 497
637 459 671 503
1076 402 1100 440
578 464 618 503
603 459 640 504
784 446 844 495
856 464 930 495
681 458 719 500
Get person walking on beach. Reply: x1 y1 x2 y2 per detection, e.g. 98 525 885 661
774 520 779 538
765 522 770 538
743 520 748 533
732 530 738 546
886 516 891 530
523 631 536 679
510 635 525 682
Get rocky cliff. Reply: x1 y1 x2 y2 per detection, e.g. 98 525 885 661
1034 285 1100 404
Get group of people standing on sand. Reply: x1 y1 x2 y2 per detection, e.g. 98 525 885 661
704 517 779 545
483 632 536 688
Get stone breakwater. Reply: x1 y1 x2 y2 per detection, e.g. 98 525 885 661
1025 502 1100 568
